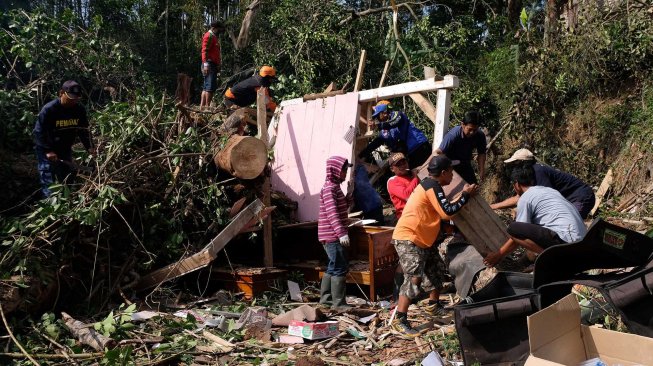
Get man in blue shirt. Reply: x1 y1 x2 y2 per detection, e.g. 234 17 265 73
358 103 431 169
436 111 487 184
490 148 595 219
484 166 587 267
33 80 93 197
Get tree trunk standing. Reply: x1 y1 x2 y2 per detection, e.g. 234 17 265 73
507 0 523 29
165 0 169 68
544 0 563 46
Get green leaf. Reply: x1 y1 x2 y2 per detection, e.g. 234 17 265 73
520 8 528 30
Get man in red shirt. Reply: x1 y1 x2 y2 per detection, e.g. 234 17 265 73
200 21 225 109
386 152 419 219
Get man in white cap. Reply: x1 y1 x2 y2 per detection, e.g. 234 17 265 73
490 148 595 219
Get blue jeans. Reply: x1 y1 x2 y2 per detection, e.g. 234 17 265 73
323 241 349 276
202 62 218 92
36 147 74 197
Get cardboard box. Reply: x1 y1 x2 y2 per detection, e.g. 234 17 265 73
525 294 653 365
287 320 339 340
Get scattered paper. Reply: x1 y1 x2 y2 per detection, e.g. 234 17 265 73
357 313 377 324
277 334 304 344
348 219 378 227
421 351 445 366
131 311 160 321
287 280 303 302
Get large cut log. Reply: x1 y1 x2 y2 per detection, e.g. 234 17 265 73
215 135 267 179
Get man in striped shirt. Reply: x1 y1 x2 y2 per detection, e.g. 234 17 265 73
318 156 353 309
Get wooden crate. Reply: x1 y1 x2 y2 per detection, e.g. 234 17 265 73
211 267 287 299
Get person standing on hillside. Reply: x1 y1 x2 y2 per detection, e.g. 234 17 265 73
33 80 93 197
200 21 225 110
224 66 278 111
490 148 596 219
436 111 487 184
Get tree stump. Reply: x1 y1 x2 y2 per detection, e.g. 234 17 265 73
215 135 267 179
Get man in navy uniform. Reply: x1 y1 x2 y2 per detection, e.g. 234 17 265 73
33 80 93 197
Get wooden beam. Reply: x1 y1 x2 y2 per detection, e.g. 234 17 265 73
323 82 335 93
135 199 266 291
591 169 613 216
423 66 436 79
409 93 436 124
433 88 452 150
358 75 459 102
354 49 367 92
303 90 344 101
256 88 269 143
378 60 390 88
257 88 274 268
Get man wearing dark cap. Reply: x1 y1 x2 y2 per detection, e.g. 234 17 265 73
359 103 431 169
33 80 93 197
200 21 225 110
390 155 477 337
436 110 487 184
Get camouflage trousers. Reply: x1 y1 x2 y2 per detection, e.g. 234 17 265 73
392 239 446 300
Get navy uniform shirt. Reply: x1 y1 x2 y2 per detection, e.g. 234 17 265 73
33 98 92 154
533 163 593 203
438 125 486 162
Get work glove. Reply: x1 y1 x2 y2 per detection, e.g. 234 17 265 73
202 62 209 76
339 235 350 247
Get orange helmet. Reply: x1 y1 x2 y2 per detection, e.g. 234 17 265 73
375 100 391 107
259 66 277 78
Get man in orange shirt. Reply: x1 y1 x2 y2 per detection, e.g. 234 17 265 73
391 155 477 337
200 21 225 109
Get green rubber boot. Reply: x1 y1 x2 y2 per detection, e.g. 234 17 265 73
319 273 332 305
330 276 351 310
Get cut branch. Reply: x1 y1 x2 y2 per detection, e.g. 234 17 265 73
338 1 433 26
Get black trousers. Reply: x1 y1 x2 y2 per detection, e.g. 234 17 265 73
507 222 564 250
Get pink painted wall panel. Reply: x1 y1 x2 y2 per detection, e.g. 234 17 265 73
271 92 360 221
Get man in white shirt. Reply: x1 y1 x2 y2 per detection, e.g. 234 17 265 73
484 166 587 267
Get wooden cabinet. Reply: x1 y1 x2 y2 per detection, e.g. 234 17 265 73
340 225 398 301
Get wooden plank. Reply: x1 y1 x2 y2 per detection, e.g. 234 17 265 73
136 199 267 290
591 169 613 216
409 92 436 124
423 66 436 79
206 199 266 257
303 90 344 101
354 49 367 92
323 82 335 93
257 87 273 267
358 75 459 102
441 171 508 256
433 88 452 150
378 60 390 88
256 88 269 144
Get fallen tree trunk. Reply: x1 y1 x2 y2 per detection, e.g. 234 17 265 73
215 135 267 179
